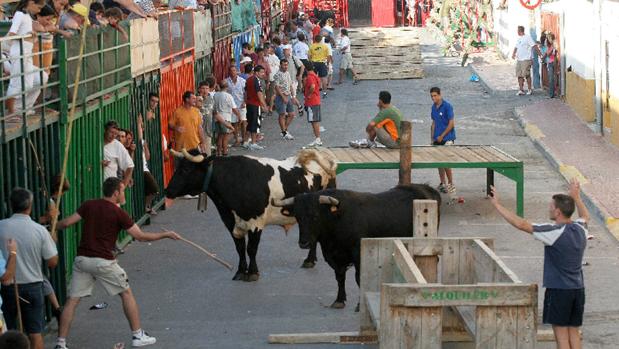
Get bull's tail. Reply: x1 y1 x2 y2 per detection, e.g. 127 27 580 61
297 149 337 178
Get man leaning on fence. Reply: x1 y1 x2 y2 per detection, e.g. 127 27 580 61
0 188 58 349
103 120 135 187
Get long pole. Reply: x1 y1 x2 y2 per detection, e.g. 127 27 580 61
399 121 412 185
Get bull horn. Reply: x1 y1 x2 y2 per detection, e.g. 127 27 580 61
271 197 295 207
169 149 184 158
319 195 339 206
182 148 205 163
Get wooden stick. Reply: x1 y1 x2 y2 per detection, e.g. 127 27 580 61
399 121 412 185
160 228 233 270
13 281 23 333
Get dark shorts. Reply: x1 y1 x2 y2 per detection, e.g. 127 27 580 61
144 171 159 196
306 105 321 123
543 288 585 327
313 62 328 77
1 282 45 334
247 104 260 133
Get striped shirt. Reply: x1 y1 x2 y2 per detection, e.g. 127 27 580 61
532 219 588 289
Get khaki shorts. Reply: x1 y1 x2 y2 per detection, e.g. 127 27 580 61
69 256 130 298
238 107 247 122
375 127 399 149
516 60 532 78
340 52 354 70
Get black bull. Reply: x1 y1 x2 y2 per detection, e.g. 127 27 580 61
164 149 337 281
274 184 441 309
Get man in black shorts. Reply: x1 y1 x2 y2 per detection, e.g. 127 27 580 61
490 179 588 349
244 65 269 151
308 34 329 95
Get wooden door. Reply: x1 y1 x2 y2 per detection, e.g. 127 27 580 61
348 0 372 26
371 0 395 27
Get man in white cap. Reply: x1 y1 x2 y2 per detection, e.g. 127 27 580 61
240 56 253 77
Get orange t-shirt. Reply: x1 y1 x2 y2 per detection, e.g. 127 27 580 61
169 106 202 151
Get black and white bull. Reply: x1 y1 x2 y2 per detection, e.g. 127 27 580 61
273 184 441 308
165 148 337 281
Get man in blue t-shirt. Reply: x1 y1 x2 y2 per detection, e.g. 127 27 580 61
430 87 456 194
490 179 589 349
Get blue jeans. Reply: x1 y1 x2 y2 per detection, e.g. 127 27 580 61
548 62 556 98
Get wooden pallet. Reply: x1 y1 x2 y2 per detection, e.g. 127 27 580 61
356 68 424 80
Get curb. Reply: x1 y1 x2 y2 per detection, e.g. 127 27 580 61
469 64 519 98
512 107 619 242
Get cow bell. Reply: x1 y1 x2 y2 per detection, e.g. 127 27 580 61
197 193 208 212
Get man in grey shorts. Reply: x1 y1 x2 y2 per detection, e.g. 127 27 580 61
54 178 181 349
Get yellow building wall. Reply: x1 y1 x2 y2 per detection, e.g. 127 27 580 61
566 71 596 123
608 95 619 146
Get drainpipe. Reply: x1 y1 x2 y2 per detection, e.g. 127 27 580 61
560 11 566 97
593 0 604 134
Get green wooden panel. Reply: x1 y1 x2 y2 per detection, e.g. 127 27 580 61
194 54 214 91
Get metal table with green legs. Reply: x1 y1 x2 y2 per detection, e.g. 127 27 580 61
317 145 525 217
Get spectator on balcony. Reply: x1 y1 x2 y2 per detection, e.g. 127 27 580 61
128 0 160 19
102 0 148 18
0 188 58 349
104 7 128 40
103 120 135 188
59 3 89 33
48 0 69 19
33 4 71 76
168 0 197 10
5 0 48 118
88 2 105 26
169 91 208 166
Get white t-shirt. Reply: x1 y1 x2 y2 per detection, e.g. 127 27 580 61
214 91 237 122
293 41 309 60
326 43 333 57
515 34 535 61
141 140 149 172
338 36 351 53
225 76 246 107
266 54 281 81
103 139 135 180
9 11 33 36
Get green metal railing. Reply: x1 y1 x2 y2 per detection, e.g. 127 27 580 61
194 54 214 89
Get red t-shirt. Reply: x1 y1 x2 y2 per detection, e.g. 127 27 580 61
77 199 134 260
245 75 264 106
312 25 321 39
304 71 321 106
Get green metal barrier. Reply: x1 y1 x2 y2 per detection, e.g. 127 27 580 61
194 54 214 89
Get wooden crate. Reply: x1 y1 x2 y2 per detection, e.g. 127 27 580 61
130 18 161 77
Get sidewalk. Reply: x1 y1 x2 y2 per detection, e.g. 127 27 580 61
473 60 619 240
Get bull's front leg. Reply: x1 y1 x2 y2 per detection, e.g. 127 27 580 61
301 241 318 268
330 268 347 309
232 235 248 281
245 229 262 282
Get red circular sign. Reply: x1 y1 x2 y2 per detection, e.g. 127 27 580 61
520 0 542 10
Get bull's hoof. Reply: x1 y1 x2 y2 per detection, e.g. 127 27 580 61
330 301 346 309
232 272 247 281
245 273 260 282
301 260 316 268
355 302 360 312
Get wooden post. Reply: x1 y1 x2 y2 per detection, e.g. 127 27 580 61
412 200 439 283
399 121 412 185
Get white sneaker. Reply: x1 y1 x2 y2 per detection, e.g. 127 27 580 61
526 90 532 95
517 90 525 96
319 126 326 132
284 132 294 140
132 331 156 347
308 138 323 147
249 143 264 151
446 183 457 193
242 142 250 149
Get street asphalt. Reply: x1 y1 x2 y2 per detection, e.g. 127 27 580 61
45 29 619 349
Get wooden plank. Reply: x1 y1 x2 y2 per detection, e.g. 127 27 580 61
329 148 355 163
268 332 378 344
393 240 427 284
516 305 537 349
484 146 516 162
357 149 382 163
347 149 371 164
441 238 460 284
421 307 443 349
456 146 490 163
399 121 412 184
475 306 498 349
356 72 424 81
464 146 494 162
452 305 477 338
459 239 476 284
413 200 438 238
365 291 381 331
369 148 393 162
362 237 492 257
495 306 518 348
413 147 434 162
490 146 520 162
477 146 507 163
473 239 521 283
443 146 471 163
385 283 538 307
360 239 381 333
382 148 401 162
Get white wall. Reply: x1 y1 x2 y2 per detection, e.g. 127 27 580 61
602 0 619 95
492 0 539 57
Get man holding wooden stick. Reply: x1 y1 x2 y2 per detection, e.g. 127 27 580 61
54 177 181 349
490 179 588 349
